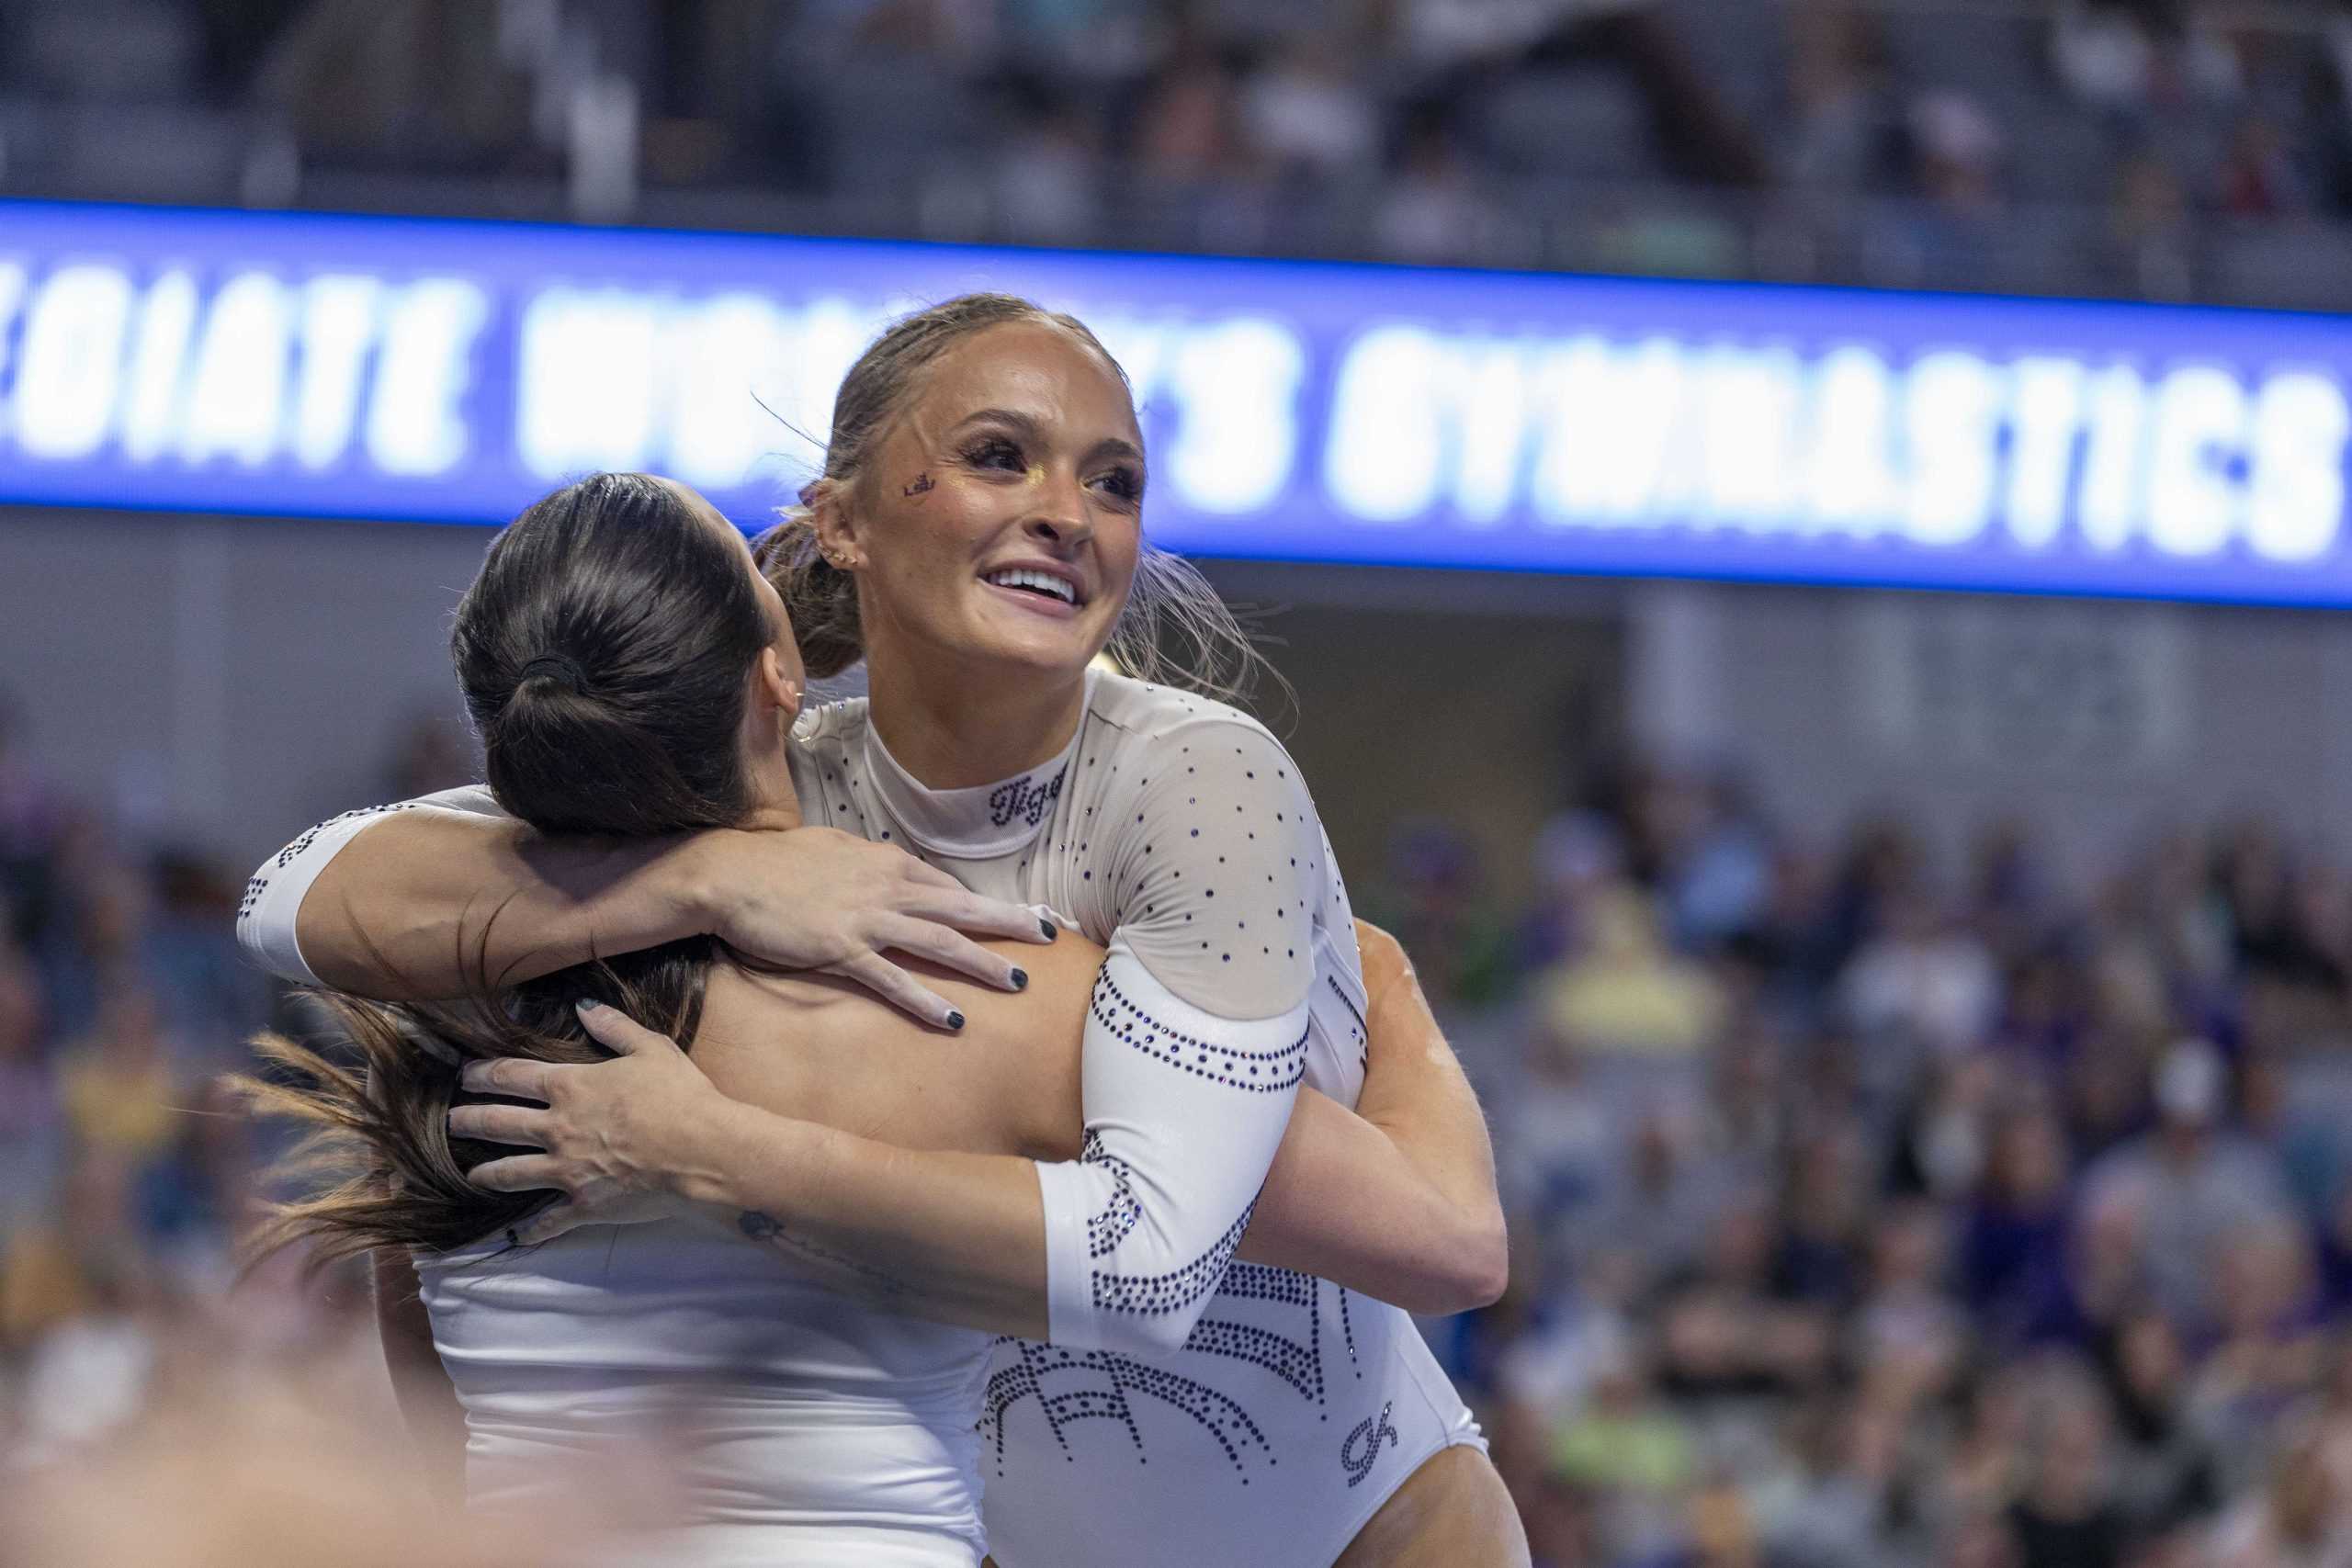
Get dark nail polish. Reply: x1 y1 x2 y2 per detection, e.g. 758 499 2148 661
1038 917 1058 941
1010 967 1030 991
947 1010 967 1031
505 1228 520 1247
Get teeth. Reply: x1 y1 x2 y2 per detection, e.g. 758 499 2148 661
984 568 1078 604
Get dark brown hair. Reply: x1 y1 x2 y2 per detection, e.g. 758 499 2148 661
239 472 769 1262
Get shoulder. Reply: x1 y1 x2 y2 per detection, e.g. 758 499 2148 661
1088 672 1291 762
1088 676 1307 812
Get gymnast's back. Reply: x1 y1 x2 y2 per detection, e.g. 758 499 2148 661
406 908 1091 1568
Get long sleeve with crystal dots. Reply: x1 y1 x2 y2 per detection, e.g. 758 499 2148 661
235 786 508 984
1029 715 1329 1354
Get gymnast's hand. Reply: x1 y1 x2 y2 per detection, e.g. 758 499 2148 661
448 999 719 1244
695 825 1054 1032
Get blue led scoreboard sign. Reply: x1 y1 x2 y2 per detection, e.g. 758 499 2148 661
1 199 2347 604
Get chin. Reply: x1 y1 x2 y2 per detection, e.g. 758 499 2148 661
964 622 1102 680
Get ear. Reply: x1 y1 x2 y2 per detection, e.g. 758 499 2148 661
756 646 803 725
807 479 863 572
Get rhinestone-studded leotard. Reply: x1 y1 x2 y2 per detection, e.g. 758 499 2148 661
238 671 1484 1568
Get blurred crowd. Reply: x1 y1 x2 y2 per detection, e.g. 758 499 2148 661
0 698 469 1490
17 0 2352 292
1369 761 2352 1568
13 674 2352 1567
15 0 2352 281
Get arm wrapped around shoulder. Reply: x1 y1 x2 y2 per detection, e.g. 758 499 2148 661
1033 941 1308 1354
236 797 467 984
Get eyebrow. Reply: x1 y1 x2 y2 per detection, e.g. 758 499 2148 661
952 408 1147 470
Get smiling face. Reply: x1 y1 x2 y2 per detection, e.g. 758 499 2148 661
814 320 1146 685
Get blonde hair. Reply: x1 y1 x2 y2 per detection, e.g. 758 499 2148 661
754 293 1283 709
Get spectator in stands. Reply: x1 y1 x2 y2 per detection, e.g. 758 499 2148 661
2221 115 2310 216
2006 1361 2129 1568
1887 1048 2000 1201
1494 1243 1644 1459
1850 1201 1967 1414
1919 1364 2039 1541
0 939 57 1237
1775 1124 1872 1306
57 990 178 1177
1546 1337 1697 1562
1749 1391 1901 1568
1655 1192 1835 1400
1906 87 2006 217
1535 883 1726 1059
2109 146 2196 298
2193 1220 2329 1489
1364 819 1518 1010
2051 0 2242 118
1636 764 1773 954
2210 1416 2347 1568
2101 1307 2223 1544
2219 821 2346 1002
1372 110 1497 265
1519 808 1624 973
1238 29 1381 181
1960 1100 2076 1334
1785 0 1890 194
0 691 63 949
993 85 1106 244
2079 1038 2299 1332
1131 33 1256 186
1566 1108 1733 1292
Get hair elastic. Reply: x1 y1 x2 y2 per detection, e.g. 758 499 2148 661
519 650 589 690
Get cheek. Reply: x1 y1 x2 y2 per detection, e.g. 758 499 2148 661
1100 523 1145 599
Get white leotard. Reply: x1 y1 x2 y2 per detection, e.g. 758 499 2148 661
417 1214 994 1567
240 671 1483 1568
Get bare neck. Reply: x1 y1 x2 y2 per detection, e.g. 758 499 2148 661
864 651 1089 790
739 726 805 831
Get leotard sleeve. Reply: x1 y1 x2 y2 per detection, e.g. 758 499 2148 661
235 786 509 985
1031 716 1331 1353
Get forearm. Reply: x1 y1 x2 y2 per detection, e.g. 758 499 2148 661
372 1249 467 1505
1352 954 1505 1237
296 811 712 999
681 1098 1049 1341
1237 1089 1498 1313
1238 930 1507 1312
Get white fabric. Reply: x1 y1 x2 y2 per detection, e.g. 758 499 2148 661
416 1214 989 1567
240 672 1486 1568
801 676 1485 1568
1031 944 1307 1352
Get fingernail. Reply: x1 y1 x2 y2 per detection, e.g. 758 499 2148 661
1010 967 1029 991
575 998 603 1012
946 1010 967 1031
505 1228 520 1247
1038 917 1058 941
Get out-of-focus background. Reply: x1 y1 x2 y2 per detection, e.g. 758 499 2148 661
14 2 2352 1563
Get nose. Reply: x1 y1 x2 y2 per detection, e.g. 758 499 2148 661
1024 466 1093 550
